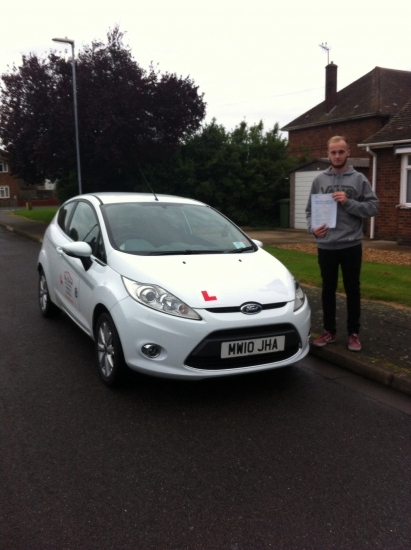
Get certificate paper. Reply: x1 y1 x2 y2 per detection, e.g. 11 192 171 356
311 194 337 229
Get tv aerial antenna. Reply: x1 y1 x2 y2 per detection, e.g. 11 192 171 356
319 42 331 64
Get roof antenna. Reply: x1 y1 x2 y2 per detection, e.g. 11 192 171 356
319 42 330 65
139 168 159 201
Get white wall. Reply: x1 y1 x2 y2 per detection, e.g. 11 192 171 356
44 179 56 190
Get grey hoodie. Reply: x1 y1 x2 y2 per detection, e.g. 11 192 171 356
305 166 379 250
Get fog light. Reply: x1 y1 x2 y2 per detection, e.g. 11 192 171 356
141 344 161 358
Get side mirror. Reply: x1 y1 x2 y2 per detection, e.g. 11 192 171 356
62 242 92 257
62 242 93 270
252 239 263 248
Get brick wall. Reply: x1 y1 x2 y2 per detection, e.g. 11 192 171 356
16 198 60 207
287 117 387 159
371 148 411 244
371 148 399 240
398 209 411 246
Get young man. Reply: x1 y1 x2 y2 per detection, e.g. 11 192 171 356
305 136 379 351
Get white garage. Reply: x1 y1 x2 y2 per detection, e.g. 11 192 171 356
289 160 330 230
294 171 317 229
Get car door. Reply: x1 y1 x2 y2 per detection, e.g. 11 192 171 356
46 200 77 302
56 200 104 334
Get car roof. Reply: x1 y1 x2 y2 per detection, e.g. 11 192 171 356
80 192 204 206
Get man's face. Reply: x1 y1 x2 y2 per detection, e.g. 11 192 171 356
327 140 350 171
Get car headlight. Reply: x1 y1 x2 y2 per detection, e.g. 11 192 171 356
122 277 202 320
293 278 305 311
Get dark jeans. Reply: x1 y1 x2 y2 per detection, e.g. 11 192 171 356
317 244 362 335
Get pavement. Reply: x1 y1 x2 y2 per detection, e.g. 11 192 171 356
1 207 411 397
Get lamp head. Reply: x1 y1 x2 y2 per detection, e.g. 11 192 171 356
52 37 75 45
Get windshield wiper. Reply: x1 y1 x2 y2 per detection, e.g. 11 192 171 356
148 249 224 256
227 246 255 253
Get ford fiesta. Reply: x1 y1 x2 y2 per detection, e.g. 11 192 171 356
38 193 311 386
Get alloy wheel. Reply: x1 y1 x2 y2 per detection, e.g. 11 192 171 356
97 321 115 378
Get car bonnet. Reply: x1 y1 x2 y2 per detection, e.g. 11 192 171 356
108 248 294 309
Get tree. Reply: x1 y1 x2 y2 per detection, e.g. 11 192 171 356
145 119 299 226
0 27 206 195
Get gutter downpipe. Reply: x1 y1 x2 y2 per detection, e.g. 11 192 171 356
366 146 377 239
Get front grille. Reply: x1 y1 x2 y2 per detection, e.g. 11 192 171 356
204 302 287 313
185 323 301 370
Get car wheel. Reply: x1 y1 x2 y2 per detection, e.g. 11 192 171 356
38 269 61 318
95 313 126 387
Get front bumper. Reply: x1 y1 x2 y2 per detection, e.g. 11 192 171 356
110 296 311 379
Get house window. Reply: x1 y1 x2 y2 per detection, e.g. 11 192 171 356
0 161 8 172
400 154 411 205
406 156 411 203
0 186 10 198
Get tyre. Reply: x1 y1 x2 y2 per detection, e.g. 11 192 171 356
38 269 61 318
95 312 126 387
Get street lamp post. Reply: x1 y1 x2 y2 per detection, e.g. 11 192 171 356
52 37 82 195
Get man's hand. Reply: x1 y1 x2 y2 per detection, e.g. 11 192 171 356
313 224 328 238
332 191 347 204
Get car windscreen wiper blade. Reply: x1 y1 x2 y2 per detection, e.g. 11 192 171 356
148 249 225 256
227 246 255 253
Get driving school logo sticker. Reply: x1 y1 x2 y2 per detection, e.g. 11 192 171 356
63 271 74 303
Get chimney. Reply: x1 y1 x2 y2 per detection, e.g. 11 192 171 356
325 62 338 112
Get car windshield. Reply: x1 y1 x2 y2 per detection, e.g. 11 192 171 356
102 202 255 255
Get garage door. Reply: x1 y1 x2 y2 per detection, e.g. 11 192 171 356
294 171 315 229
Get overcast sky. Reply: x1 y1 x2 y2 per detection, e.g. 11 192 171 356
2 0 411 135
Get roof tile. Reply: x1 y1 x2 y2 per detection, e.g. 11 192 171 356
360 98 411 144
281 67 411 131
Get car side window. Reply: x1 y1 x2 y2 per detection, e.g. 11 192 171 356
67 201 104 259
57 201 76 233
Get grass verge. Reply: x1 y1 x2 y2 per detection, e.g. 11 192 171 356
13 208 58 224
265 245 411 308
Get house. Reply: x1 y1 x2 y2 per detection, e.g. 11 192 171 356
281 64 411 243
0 150 23 207
358 98 411 246
0 150 59 208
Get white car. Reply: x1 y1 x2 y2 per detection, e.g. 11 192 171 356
38 193 311 386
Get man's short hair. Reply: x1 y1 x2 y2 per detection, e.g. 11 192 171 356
327 136 350 149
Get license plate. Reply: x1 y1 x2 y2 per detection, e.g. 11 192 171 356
221 336 285 358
